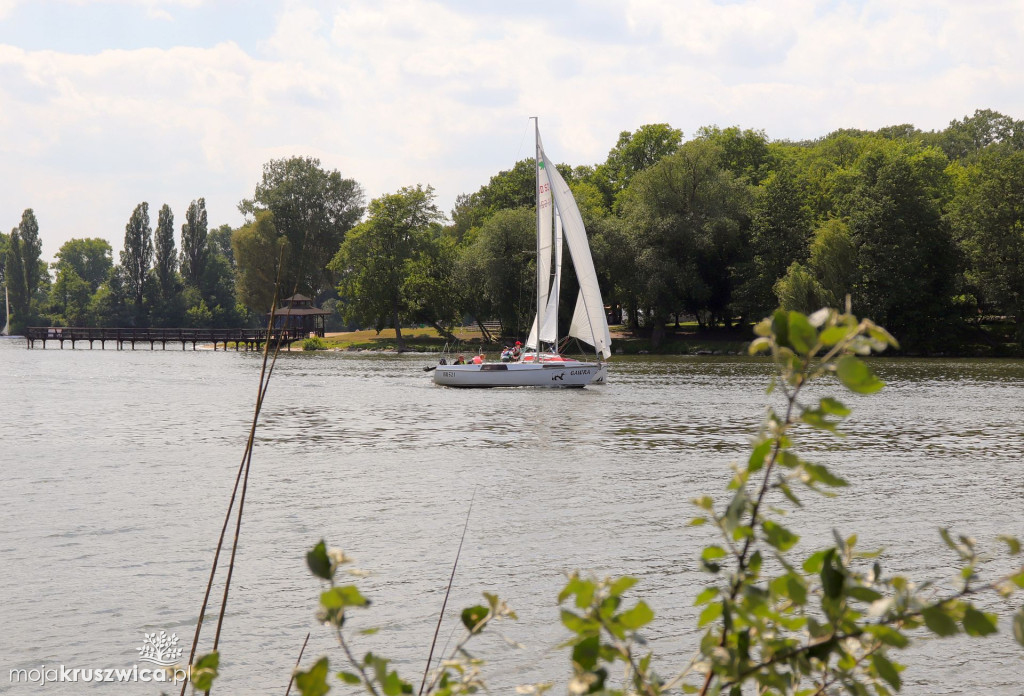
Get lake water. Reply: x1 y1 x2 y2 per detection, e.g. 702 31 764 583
1 339 1022 694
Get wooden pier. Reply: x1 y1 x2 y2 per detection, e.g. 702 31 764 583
24 326 306 351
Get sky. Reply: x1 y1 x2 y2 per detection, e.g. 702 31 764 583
2 0 1023 262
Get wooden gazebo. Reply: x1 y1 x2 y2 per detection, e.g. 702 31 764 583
267 294 332 338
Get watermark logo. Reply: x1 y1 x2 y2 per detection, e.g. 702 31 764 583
137 631 183 666
9 630 188 686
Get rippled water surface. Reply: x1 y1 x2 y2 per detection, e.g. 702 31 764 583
1 341 1022 694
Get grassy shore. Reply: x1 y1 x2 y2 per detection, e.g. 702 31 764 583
299 320 1022 357
308 323 751 355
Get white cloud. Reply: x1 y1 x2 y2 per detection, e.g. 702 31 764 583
2 0 1024 260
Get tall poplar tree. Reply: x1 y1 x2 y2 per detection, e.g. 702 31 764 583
18 209 42 301
154 203 178 299
121 202 153 314
5 230 28 330
181 198 208 287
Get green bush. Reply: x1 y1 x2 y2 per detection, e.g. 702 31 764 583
302 336 326 351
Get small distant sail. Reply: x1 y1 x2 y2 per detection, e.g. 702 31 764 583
2 285 10 336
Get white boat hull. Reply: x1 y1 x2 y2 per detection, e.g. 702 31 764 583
432 361 602 388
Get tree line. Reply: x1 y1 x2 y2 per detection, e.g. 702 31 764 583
3 108 1023 352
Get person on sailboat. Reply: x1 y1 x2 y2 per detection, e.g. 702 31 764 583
511 341 522 361
454 355 466 364
472 352 484 364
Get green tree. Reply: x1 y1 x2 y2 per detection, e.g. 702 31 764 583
733 166 813 319
329 185 443 351
939 108 1024 161
153 203 178 299
181 198 208 287
88 267 132 327
120 202 153 319
48 265 92 326
5 230 28 332
239 156 365 297
207 223 234 267
403 227 462 340
593 123 683 211
949 148 1024 336
450 158 538 240
695 125 774 185
618 140 752 341
456 207 535 337
18 208 43 305
53 238 113 292
847 145 959 348
808 219 858 306
232 210 287 313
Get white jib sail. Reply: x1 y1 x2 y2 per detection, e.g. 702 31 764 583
539 146 612 359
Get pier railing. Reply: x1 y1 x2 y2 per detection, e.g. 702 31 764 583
24 326 307 350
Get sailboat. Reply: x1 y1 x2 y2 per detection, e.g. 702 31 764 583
1 283 14 338
432 119 611 388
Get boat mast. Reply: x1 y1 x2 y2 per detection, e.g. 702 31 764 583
534 117 543 358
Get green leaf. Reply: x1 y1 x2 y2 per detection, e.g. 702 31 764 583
803 550 829 573
1013 608 1024 647
617 601 655 630
819 325 849 347
922 605 959 636
560 609 595 634
461 605 489 633
694 587 719 606
609 576 638 597
819 397 850 417
381 669 410 696
748 336 771 355
307 540 333 581
762 520 800 551
865 625 909 648
787 311 817 354
338 671 362 685
804 462 848 487
871 653 902 690
748 439 772 473
321 585 369 609
820 550 844 599
295 657 330 696
836 355 884 394
702 545 728 561
962 606 998 636
998 535 1021 555
698 601 723 627
558 574 585 604
571 634 600 670
771 310 789 348
847 586 883 603
190 651 219 692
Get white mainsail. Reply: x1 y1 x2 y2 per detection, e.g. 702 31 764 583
526 213 562 349
538 145 612 359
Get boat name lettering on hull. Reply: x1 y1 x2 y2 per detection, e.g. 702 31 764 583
569 369 592 376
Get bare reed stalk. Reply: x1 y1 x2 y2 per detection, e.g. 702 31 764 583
418 489 477 696
179 246 294 695
284 632 311 696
